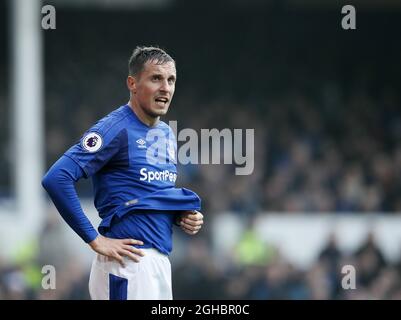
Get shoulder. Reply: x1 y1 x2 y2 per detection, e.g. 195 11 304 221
89 105 131 136
158 120 175 136
79 106 130 152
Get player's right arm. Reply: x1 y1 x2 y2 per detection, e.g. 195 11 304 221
42 115 145 266
41 155 145 266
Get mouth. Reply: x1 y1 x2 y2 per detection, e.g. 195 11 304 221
154 97 169 107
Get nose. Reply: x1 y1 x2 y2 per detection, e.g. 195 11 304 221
159 79 170 93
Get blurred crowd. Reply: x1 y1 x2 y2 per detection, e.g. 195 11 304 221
172 231 401 300
1 4 400 300
0 5 400 213
176 85 401 214
39 78 401 214
2 220 401 300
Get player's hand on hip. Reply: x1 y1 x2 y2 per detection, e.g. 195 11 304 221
179 210 204 235
89 235 145 267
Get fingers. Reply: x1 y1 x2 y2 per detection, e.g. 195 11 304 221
180 220 202 231
119 239 145 263
181 226 201 235
120 249 141 263
188 210 204 220
122 239 144 246
181 218 203 227
111 252 126 267
123 245 145 257
180 211 204 235
181 211 204 226
193 210 204 218
113 247 143 265
181 212 203 229
180 221 202 235
92 236 147 266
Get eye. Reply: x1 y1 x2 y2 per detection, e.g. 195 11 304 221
152 75 161 81
168 78 176 85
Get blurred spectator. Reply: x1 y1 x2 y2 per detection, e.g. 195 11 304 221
1 3 401 300
355 232 387 288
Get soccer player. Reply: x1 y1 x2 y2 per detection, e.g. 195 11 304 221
42 46 203 300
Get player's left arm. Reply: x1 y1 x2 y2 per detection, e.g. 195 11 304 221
178 210 204 235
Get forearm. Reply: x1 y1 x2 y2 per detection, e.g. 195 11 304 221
42 155 98 243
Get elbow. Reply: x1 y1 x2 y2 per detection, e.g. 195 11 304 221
41 156 79 192
42 166 59 191
41 171 52 191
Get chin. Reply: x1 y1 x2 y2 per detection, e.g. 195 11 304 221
153 107 169 116
146 110 166 118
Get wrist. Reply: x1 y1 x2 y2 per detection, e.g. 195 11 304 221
89 234 102 249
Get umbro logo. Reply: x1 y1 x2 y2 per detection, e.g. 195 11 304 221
136 138 147 149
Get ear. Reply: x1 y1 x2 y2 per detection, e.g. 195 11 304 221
127 75 137 93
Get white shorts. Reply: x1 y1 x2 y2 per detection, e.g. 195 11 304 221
88 248 173 300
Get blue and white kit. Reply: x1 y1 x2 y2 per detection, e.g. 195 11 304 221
42 104 201 300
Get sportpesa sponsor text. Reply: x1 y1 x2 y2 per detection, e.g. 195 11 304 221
139 168 177 183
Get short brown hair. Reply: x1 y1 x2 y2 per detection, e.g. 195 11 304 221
128 46 175 76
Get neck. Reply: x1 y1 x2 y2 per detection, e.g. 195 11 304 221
128 100 159 127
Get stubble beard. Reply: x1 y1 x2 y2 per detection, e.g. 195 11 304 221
144 103 169 118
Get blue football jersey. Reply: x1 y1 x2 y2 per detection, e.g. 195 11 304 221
64 104 201 254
